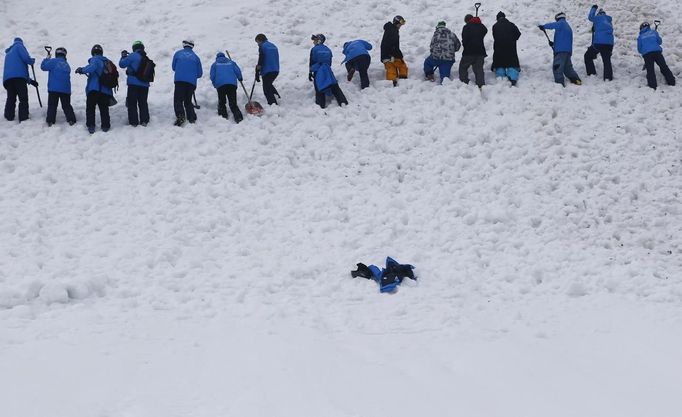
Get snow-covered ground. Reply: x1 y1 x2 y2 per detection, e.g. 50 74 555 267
1 0 681 416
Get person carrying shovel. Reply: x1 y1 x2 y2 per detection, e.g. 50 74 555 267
210 52 244 123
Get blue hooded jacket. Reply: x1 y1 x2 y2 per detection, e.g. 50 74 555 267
310 44 337 93
341 40 372 63
119 50 150 88
542 18 573 53
80 55 114 96
210 52 243 88
258 40 279 75
3 38 35 82
588 8 614 45
172 47 203 86
40 56 71 94
638 27 663 55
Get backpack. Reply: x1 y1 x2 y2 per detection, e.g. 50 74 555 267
99 59 119 90
135 53 156 83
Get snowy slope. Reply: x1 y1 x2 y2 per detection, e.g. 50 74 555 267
1 0 682 416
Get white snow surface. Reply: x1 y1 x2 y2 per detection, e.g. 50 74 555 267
1 0 682 416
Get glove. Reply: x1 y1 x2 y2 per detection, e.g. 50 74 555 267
381 58 393 64
537 25 544 31
121 50 128 58
255 68 261 82
549 41 554 47
308 72 314 81
28 79 38 87
592 4 598 9
75 67 83 74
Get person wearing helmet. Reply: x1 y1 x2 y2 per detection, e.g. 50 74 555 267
584 5 614 81
381 15 408 86
491 11 522 86
424 21 461 83
209 52 244 123
308 34 348 108
75 44 115 133
3 37 36 122
120 41 151 126
40 46 76 126
459 14 488 88
341 39 372 89
171 39 202 126
538 12 582 86
255 34 280 105
637 22 676 89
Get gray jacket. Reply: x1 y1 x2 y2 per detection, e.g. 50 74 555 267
430 27 461 60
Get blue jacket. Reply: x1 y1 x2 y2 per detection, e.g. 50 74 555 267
588 8 614 45
310 44 333 68
172 47 203 86
3 38 35 82
210 53 243 88
310 45 337 93
542 19 573 53
258 40 279 75
638 27 663 55
341 40 372 63
119 51 150 88
80 55 114 96
40 56 71 94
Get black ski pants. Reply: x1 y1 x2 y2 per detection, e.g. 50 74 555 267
126 85 149 126
86 91 110 130
261 71 280 105
459 55 486 87
3 78 29 121
584 44 613 81
643 52 676 90
314 83 348 109
217 84 243 122
46 92 76 125
174 81 197 122
346 54 371 89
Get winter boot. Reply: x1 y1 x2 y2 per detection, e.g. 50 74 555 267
425 73 435 82
174 116 185 127
347 67 355 82
351 263 373 279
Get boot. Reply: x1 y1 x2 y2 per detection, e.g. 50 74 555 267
347 67 355 82
174 116 185 127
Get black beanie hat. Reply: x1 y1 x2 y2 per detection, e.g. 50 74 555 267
497 11 506 20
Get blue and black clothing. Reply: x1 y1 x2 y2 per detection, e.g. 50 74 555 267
120 49 150 125
3 38 35 121
584 7 614 80
540 18 580 85
79 54 114 131
257 40 280 105
172 46 202 122
342 40 372 89
209 53 243 122
309 44 347 108
638 27 675 89
41 56 76 125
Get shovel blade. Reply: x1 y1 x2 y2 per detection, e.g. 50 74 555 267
245 101 264 116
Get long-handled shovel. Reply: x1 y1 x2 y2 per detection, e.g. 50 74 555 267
225 50 264 116
540 28 554 49
29 64 42 108
474 2 481 17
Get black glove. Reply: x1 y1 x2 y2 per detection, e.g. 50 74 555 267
549 41 554 47
121 50 128 58
308 72 314 81
75 67 83 74
592 4 598 9
28 79 38 87
537 25 544 31
255 69 261 83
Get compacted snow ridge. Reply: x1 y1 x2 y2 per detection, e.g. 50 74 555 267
1 0 681 416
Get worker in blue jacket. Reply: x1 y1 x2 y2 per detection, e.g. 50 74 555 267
538 12 582 86
119 41 150 126
75 44 114 134
40 47 76 126
172 39 202 126
3 37 36 122
637 22 676 89
309 34 348 109
584 5 614 81
210 52 244 123
342 39 372 89
254 34 280 105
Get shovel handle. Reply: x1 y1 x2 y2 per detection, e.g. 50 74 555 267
475 2 481 16
225 50 254 105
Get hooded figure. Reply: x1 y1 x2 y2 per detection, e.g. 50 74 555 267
637 23 676 89
75 44 115 133
309 34 348 108
381 15 408 86
119 41 151 126
459 14 488 87
491 11 522 85
209 52 244 123
538 13 582 86
3 37 36 122
584 6 614 81
171 39 202 126
342 39 372 89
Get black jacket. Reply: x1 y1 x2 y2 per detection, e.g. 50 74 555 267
461 18 488 57
381 22 403 60
492 18 521 70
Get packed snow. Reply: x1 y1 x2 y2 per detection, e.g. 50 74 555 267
1 0 681 416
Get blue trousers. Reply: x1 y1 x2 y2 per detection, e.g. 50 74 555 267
495 67 520 81
424 56 455 82
552 52 580 85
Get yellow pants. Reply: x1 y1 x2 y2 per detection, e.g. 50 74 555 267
384 59 408 81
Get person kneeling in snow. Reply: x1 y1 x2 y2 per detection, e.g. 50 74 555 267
309 34 348 109
491 11 521 86
351 257 416 293
424 21 460 83
637 22 676 90
210 52 244 123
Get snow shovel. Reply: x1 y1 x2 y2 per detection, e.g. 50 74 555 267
474 3 481 17
192 92 201 109
225 50 264 116
29 64 42 108
540 27 554 49
654 20 661 30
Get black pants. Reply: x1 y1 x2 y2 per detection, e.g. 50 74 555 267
126 85 149 125
262 72 280 105
86 91 110 130
217 84 243 122
46 92 76 124
459 55 485 87
3 78 29 121
315 83 348 109
643 52 676 89
174 81 197 121
584 44 613 80
346 55 371 89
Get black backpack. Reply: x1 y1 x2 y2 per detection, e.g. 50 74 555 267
99 59 119 90
135 52 156 83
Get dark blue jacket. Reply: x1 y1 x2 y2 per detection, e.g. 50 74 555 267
40 56 71 94
542 19 573 53
310 44 337 93
210 53 243 88
119 51 150 88
3 38 35 82
81 55 114 96
258 41 279 75
341 40 372 63
638 27 663 55
588 8 614 45
172 47 203 86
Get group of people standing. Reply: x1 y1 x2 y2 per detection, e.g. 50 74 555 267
2 5 677 132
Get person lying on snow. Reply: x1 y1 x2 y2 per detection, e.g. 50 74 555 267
351 257 416 293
